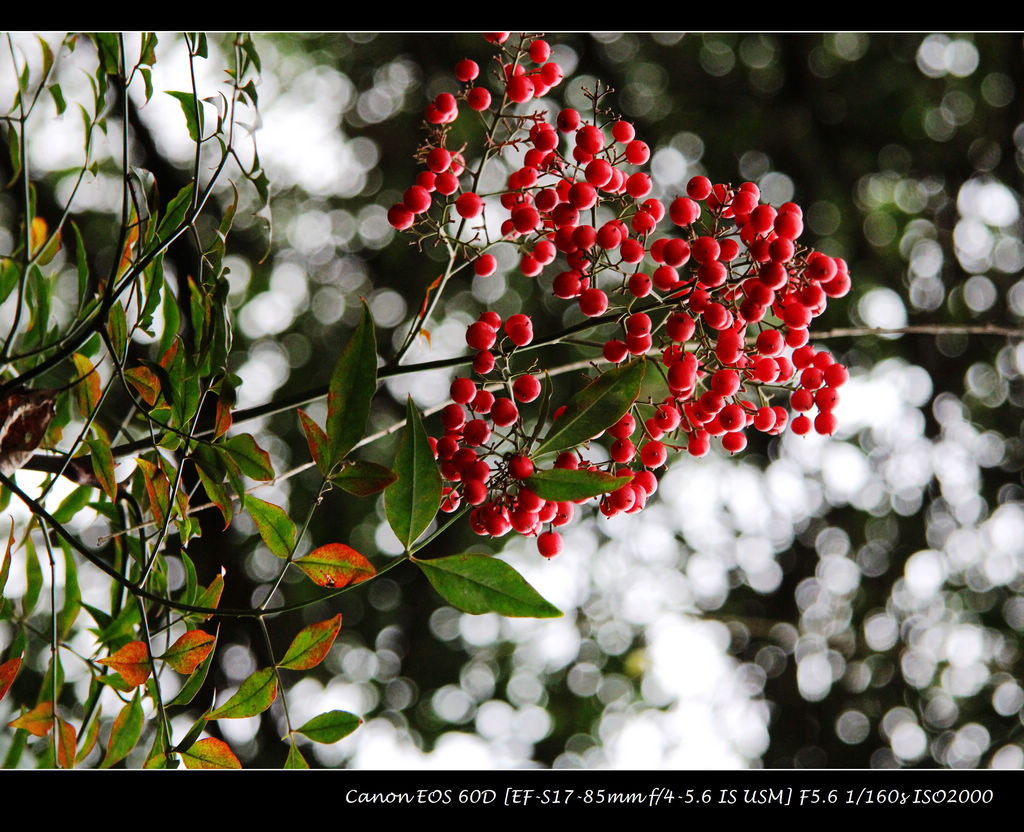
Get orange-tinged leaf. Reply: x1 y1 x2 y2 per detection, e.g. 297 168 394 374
117 223 139 276
418 274 443 320
420 328 431 347
278 614 342 671
124 366 161 407
101 691 143 768
135 457 169 527
56 717 77 768
71 353 101 418
0 656 20 704
192 571 224 622
298 409 330 476
180 737 241 769
208 667 276 719
214 396 232 440
29 216 48 253
294 543 375 589
161 630 215 675
97 641 152 688
9 701 54 736
76 708 102 764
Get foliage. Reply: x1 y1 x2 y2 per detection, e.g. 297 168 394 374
0 32 1022 770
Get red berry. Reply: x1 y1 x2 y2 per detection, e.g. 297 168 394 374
455 59 479 82
450 377 477 404
467 87 491 111
513 373 541 402
640 440 668 468
403 186 432 214
388 204 414 230
490 397 519 427
537 531 563 558
579 288 608 317
504 314 534 346
456 192 483 219
474 253 497 277
509 454 534 479
686 175 712 200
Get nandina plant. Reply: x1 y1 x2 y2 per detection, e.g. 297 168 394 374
4 32 1000 770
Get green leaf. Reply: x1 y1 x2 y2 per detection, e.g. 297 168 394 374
295 710 361 744
293 544 375 589
535 358 646 457
208 667 276 719
330 460 398 497
100 690 144 768
413 554 562 618
219 433 274 481
326 300 377 466
22 537 41 618
245 495 295 559
107 301 128 361
86 435 118 503
57 545 80 640
194 463 233 529
175 712 209 754
298 409 329 476
284 742 309 769
166 90 202 143
156 182 194 242
384 397 442 551
180 737 240 769
76 706 101 764
166 629 217 707
71 221 89 306
47 83 66 116
278 614 342 671
0 518 13 618
526 467 632 502
52 484 91 524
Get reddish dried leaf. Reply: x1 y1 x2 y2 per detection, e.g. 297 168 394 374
180 737 241 769
124 366 161 407
294 543 375 589
97 641 152 688
278 614 342 671
0 388 57 476
0 656 20 704
8 701 54 737
56 717 77 769
161 630 215 675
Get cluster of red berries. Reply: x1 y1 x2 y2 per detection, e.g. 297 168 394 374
390 34 852 558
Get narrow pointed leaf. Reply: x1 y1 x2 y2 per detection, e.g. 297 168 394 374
86 435 118 502
124 365 161 407
144 726 169 769
161 630 215 675
284 742 309 769
166 90 201 142
0 656 22 704
166 629 217 707
219 433 274 480
298 409 330 476
535 358 646 457
330 460 397 497
76 708 102 764
385 397 441 551
0 518 12 616
107 301 128 360
52 485 91 524
100 690 144 768
71 352 101 418
96 641 151 688
9 701 54 737
278 614 342 671
56 717 77 769
194 463 232 529
295 710 361 744
326 300 377 465
208 667 276 719
57 546 81 639
188 571 224 624
180 737 241 769
294 543 375 589
176 712 209 753
526 467 632 502
245 495 295 559
414 554 562 618
135 458 169 526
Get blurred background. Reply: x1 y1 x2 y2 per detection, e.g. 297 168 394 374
2 32 1023 769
